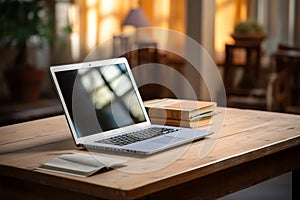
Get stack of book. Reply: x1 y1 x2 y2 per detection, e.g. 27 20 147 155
144 98 216 128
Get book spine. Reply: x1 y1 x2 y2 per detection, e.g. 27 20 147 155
150 117 211 128
150 118 190 127
147 108 189 120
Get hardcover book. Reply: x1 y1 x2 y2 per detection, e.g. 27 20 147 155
144 98 216 120
149 116 212 128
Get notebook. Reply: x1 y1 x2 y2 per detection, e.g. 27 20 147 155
50 57 213 155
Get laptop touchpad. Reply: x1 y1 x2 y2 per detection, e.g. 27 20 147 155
151 136 185 145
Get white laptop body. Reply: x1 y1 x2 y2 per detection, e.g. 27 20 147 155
50 57 213 155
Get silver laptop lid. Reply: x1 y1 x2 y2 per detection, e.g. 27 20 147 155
50 57 151 146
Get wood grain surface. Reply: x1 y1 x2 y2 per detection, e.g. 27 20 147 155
1 107 299 199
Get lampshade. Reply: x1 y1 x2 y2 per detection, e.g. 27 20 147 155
122 8 150 28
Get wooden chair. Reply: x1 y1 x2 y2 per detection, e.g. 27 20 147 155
223 42 267 110
269 44 300 113
223 43 262 95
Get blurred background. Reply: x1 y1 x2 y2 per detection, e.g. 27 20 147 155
0 0 299 126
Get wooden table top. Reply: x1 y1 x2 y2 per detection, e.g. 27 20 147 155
1 107 300 199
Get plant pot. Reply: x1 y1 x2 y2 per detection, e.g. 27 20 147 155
231 34 266 45
5 68 45 102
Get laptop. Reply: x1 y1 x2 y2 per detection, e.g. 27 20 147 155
50 57 213 155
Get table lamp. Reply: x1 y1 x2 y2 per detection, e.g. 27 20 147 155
122 8 150 28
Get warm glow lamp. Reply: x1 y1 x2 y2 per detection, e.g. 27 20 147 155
122 8 150 28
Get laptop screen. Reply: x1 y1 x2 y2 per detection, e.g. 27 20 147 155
55 63 146 138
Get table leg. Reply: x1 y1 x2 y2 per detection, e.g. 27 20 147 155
292 169 300 200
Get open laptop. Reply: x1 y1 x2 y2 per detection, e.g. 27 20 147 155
50 57 213 155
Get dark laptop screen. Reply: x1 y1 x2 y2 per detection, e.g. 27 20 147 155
55 63 146 138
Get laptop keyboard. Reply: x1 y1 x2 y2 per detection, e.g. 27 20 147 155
95 127 179 146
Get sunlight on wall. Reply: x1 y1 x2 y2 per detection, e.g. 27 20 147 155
215 0 247 62
99 18 119 42
66 0 185 60
100 0 115 15
83 0 176 49
99 0 119 42
87 0 98 50
153 0 170 28
69 4 80 61
151 0 171 49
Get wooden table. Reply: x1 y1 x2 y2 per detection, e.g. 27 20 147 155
0 108 299 199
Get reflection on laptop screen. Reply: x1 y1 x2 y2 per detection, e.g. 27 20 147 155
55 63 146 138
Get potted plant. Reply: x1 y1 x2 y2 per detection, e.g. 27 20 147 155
0 0 53 102
232 20 266 45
